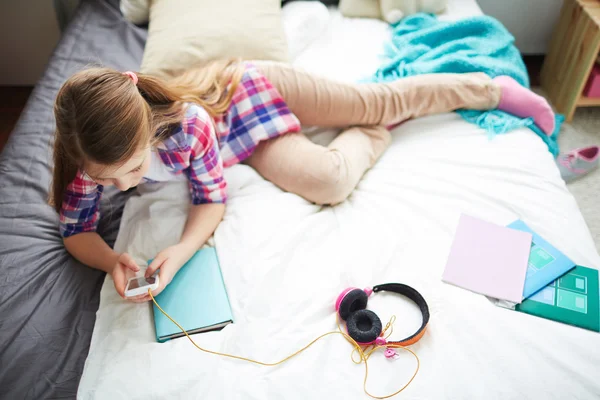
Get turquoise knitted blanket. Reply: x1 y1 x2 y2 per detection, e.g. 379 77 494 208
367 13 563 156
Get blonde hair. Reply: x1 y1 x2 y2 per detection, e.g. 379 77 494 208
50 59 245 212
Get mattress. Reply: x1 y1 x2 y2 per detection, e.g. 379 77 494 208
0 1 145 398
78 3 600 400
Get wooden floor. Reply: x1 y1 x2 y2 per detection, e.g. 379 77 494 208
0 56 546 154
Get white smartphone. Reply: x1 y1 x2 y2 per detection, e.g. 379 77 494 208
124 275 159 297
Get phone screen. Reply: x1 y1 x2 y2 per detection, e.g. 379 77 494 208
128 276 156 290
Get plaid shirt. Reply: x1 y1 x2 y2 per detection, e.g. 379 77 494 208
59 63 301 238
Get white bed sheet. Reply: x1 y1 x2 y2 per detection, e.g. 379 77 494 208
78 5 600 400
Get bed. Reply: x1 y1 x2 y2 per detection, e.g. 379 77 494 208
1 0 599 399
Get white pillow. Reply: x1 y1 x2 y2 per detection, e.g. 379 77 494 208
120 0 329 63
139 0 289 79
281 1 330 61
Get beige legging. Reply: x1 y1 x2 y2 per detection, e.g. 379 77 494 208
245 61 502 205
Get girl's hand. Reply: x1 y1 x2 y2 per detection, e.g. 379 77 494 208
110 252 148 303
145 243 194 298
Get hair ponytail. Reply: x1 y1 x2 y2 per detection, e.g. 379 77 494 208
135 59 245 142
165 58 245 116
49 133 79 212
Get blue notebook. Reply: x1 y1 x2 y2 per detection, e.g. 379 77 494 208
151 247 234 343
507 220 576 299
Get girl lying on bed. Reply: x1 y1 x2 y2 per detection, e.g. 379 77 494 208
50 60 555 302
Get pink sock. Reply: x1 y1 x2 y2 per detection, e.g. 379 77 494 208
493 76 555 136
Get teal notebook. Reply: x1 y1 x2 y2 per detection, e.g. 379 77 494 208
151 247 234 343
507 220 576 299
515 266 600 332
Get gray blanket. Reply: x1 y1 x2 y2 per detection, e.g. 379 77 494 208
0 1 146 398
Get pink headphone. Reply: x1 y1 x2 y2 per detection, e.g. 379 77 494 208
335 283 430 346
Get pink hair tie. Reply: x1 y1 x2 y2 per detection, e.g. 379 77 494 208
122 71 138 85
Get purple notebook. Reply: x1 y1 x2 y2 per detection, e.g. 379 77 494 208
442 214 532 303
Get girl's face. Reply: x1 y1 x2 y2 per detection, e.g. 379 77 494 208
84 146 151 191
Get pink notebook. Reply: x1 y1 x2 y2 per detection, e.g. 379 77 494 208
442 214 532 303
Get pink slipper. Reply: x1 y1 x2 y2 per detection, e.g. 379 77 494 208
556 145 599 182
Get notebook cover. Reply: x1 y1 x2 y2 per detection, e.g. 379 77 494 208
151 247 234 343
507 220 576 298
515 266 600 332
442 214 532 303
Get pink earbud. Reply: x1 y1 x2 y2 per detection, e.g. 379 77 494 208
384 349 397 358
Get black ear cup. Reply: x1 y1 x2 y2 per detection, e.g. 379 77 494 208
338 289 368 321
345 309 382 343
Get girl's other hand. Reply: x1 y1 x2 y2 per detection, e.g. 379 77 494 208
145 243 194 298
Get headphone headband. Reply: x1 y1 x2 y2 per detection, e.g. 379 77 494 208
372 283 430 346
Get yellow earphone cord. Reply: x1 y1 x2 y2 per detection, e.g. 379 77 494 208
149 289 420 399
